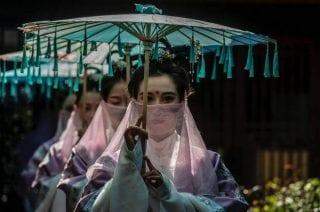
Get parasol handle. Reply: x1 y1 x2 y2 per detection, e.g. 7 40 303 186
82 68 88 95
141 41 152 175
142 42 152 129
124 45 132 83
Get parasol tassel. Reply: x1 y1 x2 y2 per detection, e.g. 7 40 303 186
108 54 114 76
37 65 43 84
197 52 206 82
30 40 35 66
263 44 271 78
53 28 58 72
40 80 46 95
0 61 6 100
25 84 33 102
152 40 159 61
189 38 196 64
245 45 255 78
45 37 52 58
137 43 143 68
13 61 18 84
53 76 59 89
35 31 41 66
46 84 52 100
226 46 234 79
137 54 143 68
272 43 279 77
26 65 32 85
10 81 17 101
102 57 108 75
28 41 35 85
67 77 73 88
117 29 124 57
211 55 218 80
66 40 72 54
73 78 80 92
21 34 28 72
2 61 8 85
98 74 103 92
47 76 53 87
83 23 88 56
74 52 81 92
67 69 73 88
215 46 221 57
219 45 226 65
77 48 84 75
90 41 97 51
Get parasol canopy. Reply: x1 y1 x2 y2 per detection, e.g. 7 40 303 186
19 4 280 172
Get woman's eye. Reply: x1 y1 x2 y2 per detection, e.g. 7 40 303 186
108 97 122 106
147 96 154 103
162 95 175 103
110 101 121 106
85 105 92 112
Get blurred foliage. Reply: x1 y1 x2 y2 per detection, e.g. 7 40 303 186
246 178 320 211
0 96 34 209
0 85 65 208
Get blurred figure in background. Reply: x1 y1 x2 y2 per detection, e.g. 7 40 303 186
31 77 101 210
21 94 76 188
51 69 129 212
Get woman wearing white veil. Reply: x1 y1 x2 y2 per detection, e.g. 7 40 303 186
77 60 248 212
21 94 76 211
21 94 76 188
51 70 129 211
32 79 101 210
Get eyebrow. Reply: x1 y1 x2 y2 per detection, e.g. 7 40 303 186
108 96 121 99
138 91 176 96
138 92 150 97
162 92 177 96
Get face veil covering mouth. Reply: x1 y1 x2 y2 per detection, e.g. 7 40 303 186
52 101 126 211
145 103 182 142
87 100 218 195
72 101 127 163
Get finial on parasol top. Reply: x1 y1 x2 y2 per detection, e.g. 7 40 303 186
135 4 162 15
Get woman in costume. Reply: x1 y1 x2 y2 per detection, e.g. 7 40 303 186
76 60 248 212
32 78 101 210
51 70 129 211
21 94 76 188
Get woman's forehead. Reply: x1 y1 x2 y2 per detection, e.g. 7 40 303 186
109 81 127 95
82 92 101 104
139 75 177 93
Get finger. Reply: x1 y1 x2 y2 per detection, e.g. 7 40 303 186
143 173 161 178
135 116 143 127
128 126 148 139
144 156 156 171
142 172 152 178
145 170 160 177
124 127 135 142
145 176 162 180
125 127 144 140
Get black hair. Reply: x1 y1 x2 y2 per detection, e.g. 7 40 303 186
100 68 126 101
128 59 190 101
75 75 99 106
75 66 126 105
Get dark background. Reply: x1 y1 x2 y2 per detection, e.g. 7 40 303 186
1 0 320 210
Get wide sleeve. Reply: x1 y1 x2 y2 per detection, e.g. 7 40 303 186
75 141 149 212
31 144 65 209
57 149 89 210
21 138 56 187
147 153 248 212
92 141 149 212
32 143 64 189
212 154 249 211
